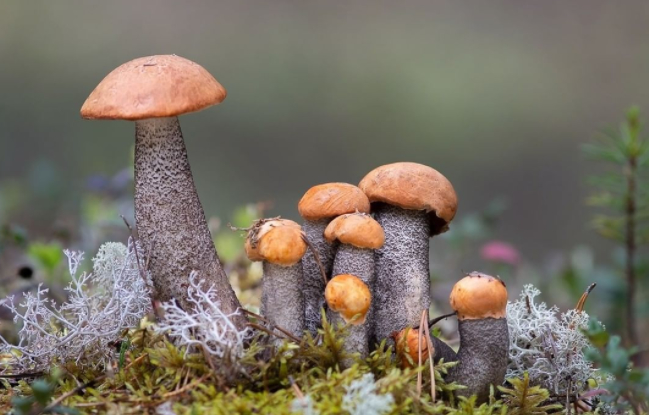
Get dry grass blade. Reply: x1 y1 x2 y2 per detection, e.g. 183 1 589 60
422 311 436 402
416 309 427 399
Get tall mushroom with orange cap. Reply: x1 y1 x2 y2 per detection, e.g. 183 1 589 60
447 272 509 402
245 218 307 341
80 55 243 326
323 212 384 363
298 183 370 334
359 162 457 344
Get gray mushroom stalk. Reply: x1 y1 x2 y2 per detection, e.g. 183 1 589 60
80 55 243 328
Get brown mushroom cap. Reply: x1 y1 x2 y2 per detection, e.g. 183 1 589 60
358 162 458 235
449 272 508 320
80 55 226 121
324 213 385 249
298 183 370 221
325 274 371 325
245 219 306 266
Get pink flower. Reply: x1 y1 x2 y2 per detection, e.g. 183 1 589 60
480 241 520 266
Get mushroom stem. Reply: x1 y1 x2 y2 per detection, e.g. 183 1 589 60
302 219 336 334
134 117 242 326
372 203 430 345
328 245 374 363
261 262 305 341
447 318 509 402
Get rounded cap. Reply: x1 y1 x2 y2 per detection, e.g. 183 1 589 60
298 183 370 221
245 219 307 266
81 55 227 121
394 327 431 368
324 213 385 249
449 272 508 320
324 274 371 325
358 162 458 235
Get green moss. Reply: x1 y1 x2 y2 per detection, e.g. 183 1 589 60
1 314 568 414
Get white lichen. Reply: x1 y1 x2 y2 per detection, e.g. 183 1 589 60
506 284 605 395
155 271 248 373
342 373 395 415
291 394 319 415
0 239 152 373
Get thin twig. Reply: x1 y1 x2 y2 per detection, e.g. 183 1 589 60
120 215 159 318
163 374 210 398
301 234 328 285
412 311 457 330
38 374 107 414
242 309 302 343
289 376 305 399
575 283 597 312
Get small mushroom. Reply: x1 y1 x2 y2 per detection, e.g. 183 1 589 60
446 272 509 403
324 273 372 366
324 274 372 325
394 326 458 368
323 213 384 362
245 219 307 342
298 183 370 334
359 162 457 345
80 55 242 326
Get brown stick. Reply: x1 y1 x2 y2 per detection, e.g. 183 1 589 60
241 309 302 343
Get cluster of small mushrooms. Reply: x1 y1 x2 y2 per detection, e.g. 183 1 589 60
80 54 510 402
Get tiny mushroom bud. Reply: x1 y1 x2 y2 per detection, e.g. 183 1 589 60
297 183 370 334
394 326 457 369
446 272 509 403
394 327 430 369
325 274 371 325
359 162 457 345
245 219 307 342
324 213 384 363
80 55 243 328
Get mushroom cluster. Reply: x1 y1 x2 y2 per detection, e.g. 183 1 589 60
82 56 509 399
240 162 465 363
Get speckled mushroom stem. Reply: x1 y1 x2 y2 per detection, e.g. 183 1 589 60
446 318 509 402
302 219 337 334
371 203 430 345
134 117 243 327
261 262 305 344
328 245 374 364
430 336 458 364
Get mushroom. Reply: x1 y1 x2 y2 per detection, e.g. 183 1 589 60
80 55 242 325
297 183 370 334
323 212 384 362
245 218 307 342
446 272 509 402
358 162 457 345
394 326 457 368
324 273 372 366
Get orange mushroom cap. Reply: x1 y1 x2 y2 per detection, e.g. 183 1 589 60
298 183 370 221
358 162 458 235
324 213 385 249
245 219 306 266
324 274 371 325
81 55 226 121
449 272 508 320
394 327 431 368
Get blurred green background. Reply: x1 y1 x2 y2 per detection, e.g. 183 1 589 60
1 2 648 345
